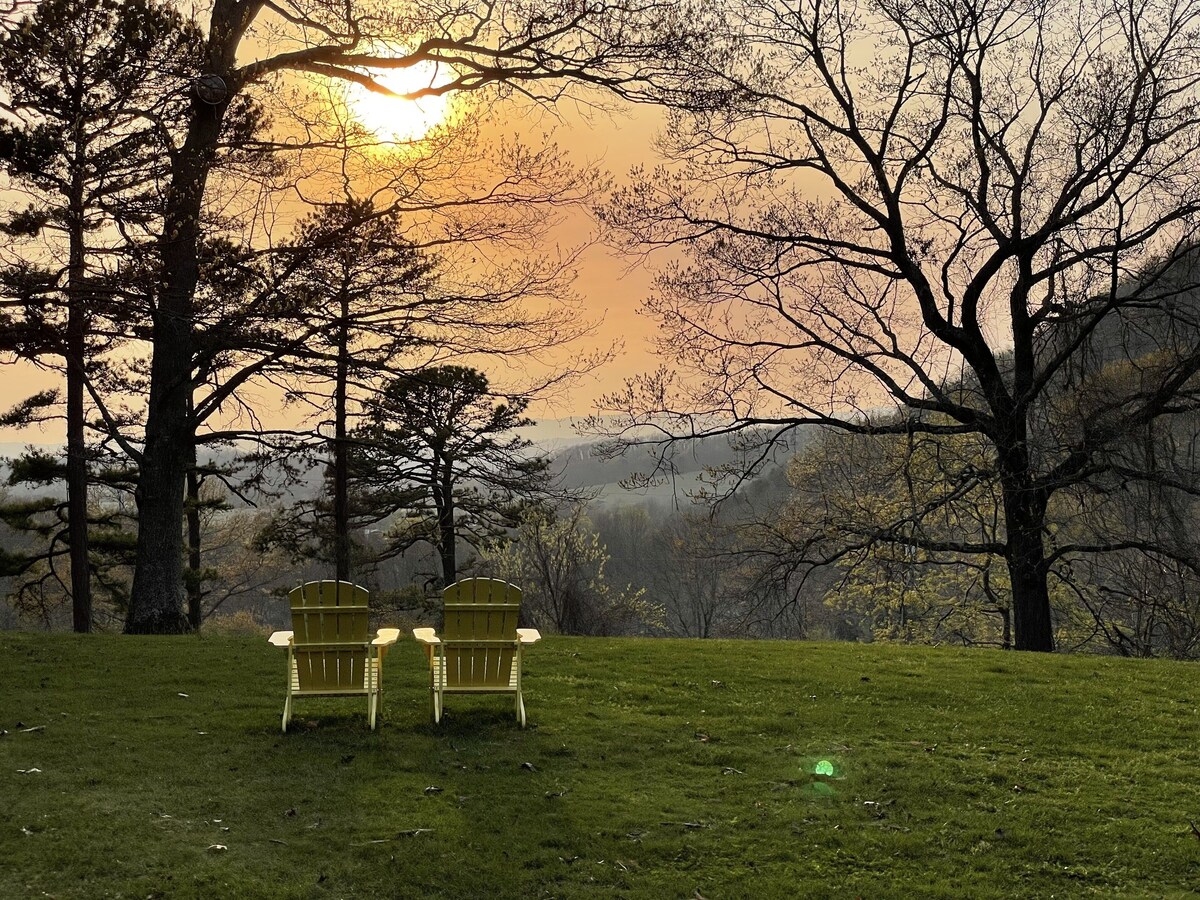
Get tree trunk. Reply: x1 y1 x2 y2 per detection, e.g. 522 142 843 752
185 462 203 631
65 179 91 633
1001 478 1055 652
126 83 229 633
332 294 350 582
435 466 457 587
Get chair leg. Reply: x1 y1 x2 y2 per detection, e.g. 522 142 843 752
516 691 526 728
431 656 443 723
369 656 380 730
282 652 294 733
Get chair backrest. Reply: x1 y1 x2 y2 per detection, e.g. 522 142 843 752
289 581 371 691
442 578 522 688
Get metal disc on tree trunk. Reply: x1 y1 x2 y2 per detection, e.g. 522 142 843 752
193 74 227 105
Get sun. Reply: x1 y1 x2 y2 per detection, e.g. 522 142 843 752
346 62 453 142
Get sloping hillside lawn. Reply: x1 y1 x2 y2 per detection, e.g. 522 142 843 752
1 633 1198 898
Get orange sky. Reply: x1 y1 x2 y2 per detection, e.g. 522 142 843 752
0 87 667 445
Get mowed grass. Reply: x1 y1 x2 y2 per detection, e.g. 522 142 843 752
1 634 1198 898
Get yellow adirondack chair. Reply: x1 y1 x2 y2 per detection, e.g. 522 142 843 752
267 580 399 732
412 577 541 727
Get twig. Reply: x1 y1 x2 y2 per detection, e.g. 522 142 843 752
356 829 435 844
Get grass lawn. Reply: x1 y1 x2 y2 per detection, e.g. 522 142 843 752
1 633 1198 898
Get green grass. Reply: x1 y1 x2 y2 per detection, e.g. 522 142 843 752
1 634 1199 898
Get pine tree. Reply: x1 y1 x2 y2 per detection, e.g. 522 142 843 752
0 0 200 630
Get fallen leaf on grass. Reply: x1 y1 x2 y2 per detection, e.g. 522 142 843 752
721 767 744 776
205 844 227 853
521 761 537 772
559 856 580 864
545 789 568 798
20 726 45 733
423 786 443 795
16 768 41 775
21 826 34 836
269 839 287 845
177 693 189 698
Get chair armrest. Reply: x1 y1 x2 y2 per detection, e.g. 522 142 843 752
516 628 542 645
268 630 294 648
373 628 401 647
412 627 440 645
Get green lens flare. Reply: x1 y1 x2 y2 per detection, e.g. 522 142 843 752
815 759 835 776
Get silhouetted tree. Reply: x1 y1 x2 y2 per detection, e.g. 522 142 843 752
126 0 698 632
351 366 559 587
0 0 199 630
599 0 1200 651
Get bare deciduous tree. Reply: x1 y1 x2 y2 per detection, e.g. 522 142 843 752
599 0 1200 651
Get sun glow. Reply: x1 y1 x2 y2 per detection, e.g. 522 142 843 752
347 63 453 142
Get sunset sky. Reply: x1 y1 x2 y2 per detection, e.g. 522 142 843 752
0 71 669 444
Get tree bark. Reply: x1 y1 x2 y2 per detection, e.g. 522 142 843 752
1000 471 1055 652
185 461 203 631
435 465 457 587
66 172 91 633
332 293 350 583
